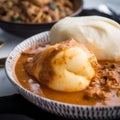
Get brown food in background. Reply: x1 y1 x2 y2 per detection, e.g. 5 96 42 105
0 0 74 23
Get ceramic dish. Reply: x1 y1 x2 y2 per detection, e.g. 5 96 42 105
5 31 120 120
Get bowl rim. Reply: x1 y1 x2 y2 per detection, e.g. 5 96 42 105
0 0 83 26
5 31 120 109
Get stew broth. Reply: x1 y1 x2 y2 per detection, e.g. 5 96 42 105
14 47 120 106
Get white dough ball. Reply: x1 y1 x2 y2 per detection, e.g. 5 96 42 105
50 16 120 61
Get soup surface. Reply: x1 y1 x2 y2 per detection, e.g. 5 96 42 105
14 43 120 106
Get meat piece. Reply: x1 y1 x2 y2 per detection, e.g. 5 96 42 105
85 61 120 99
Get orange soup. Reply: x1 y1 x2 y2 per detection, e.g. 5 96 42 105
14 43 120 106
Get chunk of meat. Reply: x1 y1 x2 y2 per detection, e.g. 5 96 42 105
84 61 120 99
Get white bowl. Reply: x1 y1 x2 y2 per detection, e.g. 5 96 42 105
5 31 120 119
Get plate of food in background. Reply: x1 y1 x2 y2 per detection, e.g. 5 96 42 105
0 0 83 38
